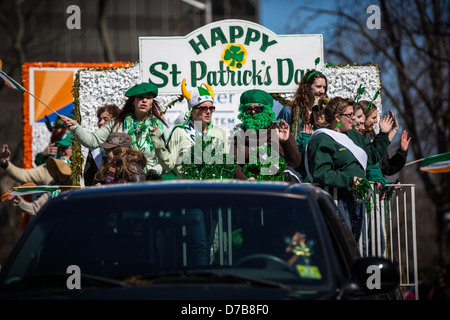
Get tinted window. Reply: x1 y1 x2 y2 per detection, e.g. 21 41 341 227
2 193 328 287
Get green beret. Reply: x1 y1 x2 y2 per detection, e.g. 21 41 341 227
125 82 158 98
239 89 273 108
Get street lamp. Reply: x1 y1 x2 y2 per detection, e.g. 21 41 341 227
181 0 212 24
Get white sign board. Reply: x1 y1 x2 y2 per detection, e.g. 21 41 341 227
139 19 324 94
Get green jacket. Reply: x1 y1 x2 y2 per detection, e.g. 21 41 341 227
296 123 321 182
306 129 389 193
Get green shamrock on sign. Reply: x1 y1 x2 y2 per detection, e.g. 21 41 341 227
224 45 245 68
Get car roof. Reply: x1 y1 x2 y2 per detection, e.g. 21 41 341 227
56 180 329 201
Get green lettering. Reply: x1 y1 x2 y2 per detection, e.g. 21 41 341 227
277 58 294 85
251 60 263 86
243 70 252 85
260 33 277 52
229 26 244 43
264 66 272 85
149 62 169 87
210 27 228 47
207 71 218 86
170 64 182 87
218 61 228 86
190 61 207 86
294 69 306 84
189 34 210 55
244 28 260 46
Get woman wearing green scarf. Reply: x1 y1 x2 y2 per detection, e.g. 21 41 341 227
60 82 168 177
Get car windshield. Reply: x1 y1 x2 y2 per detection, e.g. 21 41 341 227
2 192 329 287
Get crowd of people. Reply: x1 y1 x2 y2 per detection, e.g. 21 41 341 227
1 69 413 259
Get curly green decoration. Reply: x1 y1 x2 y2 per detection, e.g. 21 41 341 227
182 139 236 180
242 145 287 181
353 178 377 214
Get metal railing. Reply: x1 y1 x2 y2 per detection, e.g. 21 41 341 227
325 183 419 300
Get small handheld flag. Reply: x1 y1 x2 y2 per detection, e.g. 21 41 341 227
405 152 450 173
0 59 61 116
420 152 450 173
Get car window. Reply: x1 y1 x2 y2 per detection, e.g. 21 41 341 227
1 193 329 287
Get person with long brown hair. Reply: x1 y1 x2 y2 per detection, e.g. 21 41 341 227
278 70 328 139
94 132 147 184
60 82 168 177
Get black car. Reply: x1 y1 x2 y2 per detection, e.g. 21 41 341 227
0 180 401 300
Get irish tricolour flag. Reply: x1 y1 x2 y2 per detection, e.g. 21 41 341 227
420 152 450 173
0 59 26 93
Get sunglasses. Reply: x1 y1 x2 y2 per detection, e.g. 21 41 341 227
244 105 264 114
195 106 216 112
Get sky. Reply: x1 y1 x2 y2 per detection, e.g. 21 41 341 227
259 0 340 113
259 0 339 40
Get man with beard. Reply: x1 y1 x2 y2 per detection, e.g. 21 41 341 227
230 89 302 181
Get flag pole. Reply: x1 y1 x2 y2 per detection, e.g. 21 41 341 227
404 159 422 166
1 61 61 117
26 90 62 117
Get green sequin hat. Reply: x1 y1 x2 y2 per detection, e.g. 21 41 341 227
239 89 273 108
181 78 214 109
125 82 158 98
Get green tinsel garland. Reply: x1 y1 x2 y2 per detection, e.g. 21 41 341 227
353 178 377 214
182 139 236 180
242 145 287 181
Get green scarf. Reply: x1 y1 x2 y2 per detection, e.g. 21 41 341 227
123 114 164 152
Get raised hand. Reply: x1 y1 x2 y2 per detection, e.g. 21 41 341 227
379 114 393 133
277 119 290 142
303 123 313 134
400 130 411 151
1 144 11 165
389 110 399 131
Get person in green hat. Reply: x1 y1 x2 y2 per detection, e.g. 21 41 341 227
35 131 73 166
60 82 168 178
149 78 228 180
34 116 71 166
230 89 302 181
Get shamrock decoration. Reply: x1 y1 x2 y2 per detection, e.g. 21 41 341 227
354 84 366 104
314 57 320 67
223 45 245 69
